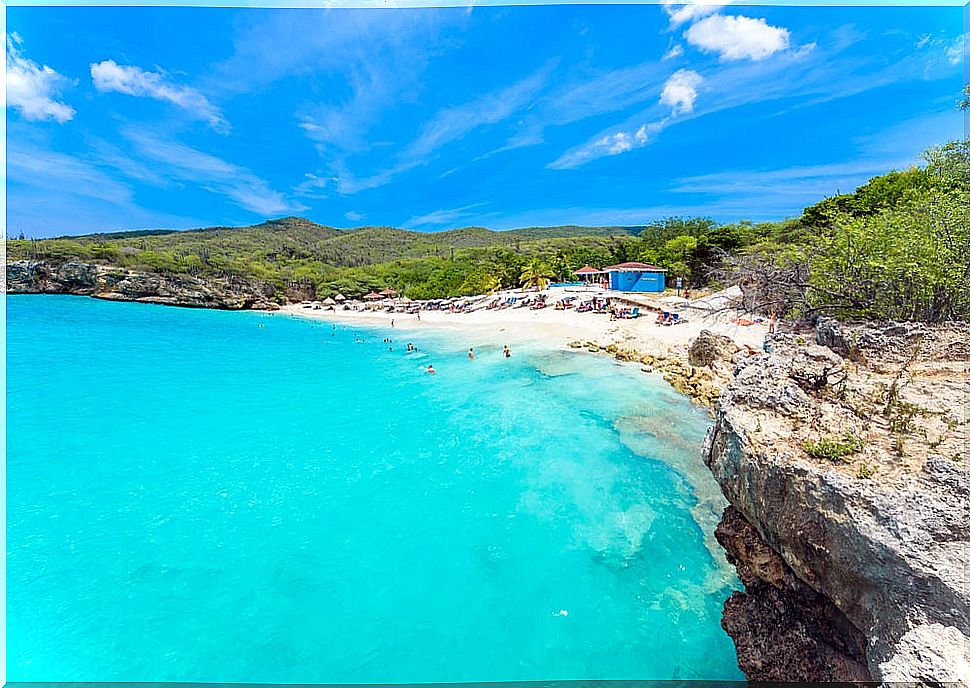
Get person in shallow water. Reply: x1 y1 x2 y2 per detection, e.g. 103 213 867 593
468 348 475 360
426 364 436 374
503 344 511 358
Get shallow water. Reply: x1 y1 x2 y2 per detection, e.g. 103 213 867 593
7 295 741 682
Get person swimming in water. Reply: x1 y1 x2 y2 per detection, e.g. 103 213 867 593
426 364 436 374
468 348 475 360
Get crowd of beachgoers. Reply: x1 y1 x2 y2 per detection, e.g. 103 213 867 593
281 284 771 362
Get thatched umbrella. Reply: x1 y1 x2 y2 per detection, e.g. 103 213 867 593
322 297 336 306
379 288 398 297
364 292 382 300
334 293 346 302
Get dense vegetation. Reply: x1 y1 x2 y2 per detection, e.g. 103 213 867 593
8 139 969 322
731 140 970 323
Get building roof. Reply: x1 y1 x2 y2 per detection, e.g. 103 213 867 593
600 261 666 272
573 265 602 275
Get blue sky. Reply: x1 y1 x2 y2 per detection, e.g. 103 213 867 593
5 2 967 237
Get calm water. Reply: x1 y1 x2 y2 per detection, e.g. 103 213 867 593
7 295 741 682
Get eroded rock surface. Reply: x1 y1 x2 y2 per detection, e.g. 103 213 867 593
704 321 970 683
7 260 280 310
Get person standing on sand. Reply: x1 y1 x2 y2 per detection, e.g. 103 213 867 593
391 319 395 328
769 312 778 334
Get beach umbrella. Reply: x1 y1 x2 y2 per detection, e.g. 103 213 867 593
334 293 346 302
379 288 397 297
364 292 382 300
322 297 336 306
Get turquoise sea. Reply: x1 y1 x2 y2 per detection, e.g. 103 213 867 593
7 295 742 682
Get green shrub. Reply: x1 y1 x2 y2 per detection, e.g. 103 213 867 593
802 433 864 462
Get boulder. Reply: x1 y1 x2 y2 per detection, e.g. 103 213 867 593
689 329 737 368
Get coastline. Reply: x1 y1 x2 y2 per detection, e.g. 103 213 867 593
276 295 769 361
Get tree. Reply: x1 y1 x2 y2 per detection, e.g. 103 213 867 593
520 259 552 291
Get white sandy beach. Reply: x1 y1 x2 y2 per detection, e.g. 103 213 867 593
278 286 770 359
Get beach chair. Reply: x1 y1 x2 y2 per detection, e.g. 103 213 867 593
628 308 639 319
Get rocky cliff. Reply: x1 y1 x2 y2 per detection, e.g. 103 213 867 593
703 319 969 682
6 260 281 310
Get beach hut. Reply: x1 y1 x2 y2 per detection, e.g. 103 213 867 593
573 265 606 288
600 262 666 293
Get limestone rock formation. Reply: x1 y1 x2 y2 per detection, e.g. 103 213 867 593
704 322 970 683
7 260 280 310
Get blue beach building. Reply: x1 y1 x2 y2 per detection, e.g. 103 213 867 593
600 262 666 293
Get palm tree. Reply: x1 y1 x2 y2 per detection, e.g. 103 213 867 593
520 258 552 291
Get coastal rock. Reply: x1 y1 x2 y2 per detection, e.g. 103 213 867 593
705 325 970 683
688 329 737 368
6 260 280 311
716 506 871 681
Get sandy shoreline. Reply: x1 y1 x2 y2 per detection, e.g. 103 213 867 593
276 287 770 360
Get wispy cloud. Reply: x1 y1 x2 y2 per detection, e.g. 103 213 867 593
6 33 76 123
333 63 555 194
91 60 228 132
217 10 464 153
684 14 791 61
662 44 684 61
6 133 205 236
9 141 133 205
548 120 666 170
548 66 704 170
344 211 364 223
404 63 554 160
404 202 488 229
123 129 304 216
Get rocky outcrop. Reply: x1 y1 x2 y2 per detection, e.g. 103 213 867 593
704 323 970 683
6 260 280 310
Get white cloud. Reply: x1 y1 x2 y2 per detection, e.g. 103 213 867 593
344 211 364 222
662 1 728 28
660 69 703 114
6 33 76 123
333 64 554 194
404 203 487 228
912 32 966 68
685 14 790 61
91 60 228 131
945 35 963 66
123 129 303 216
548 120 668 170
405 64 554 160
663 44 684 61
293 172 332 199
